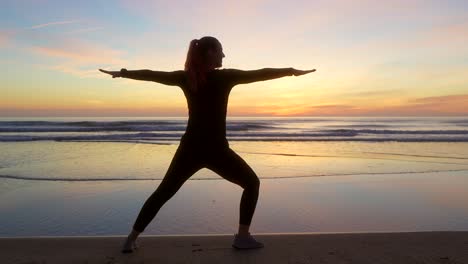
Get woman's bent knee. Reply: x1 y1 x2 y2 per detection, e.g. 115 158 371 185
244 176 260 191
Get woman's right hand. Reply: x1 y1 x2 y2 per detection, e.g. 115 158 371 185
291 68 316 76
99 69 125 78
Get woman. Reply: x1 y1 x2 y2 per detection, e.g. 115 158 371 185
99 36 315 253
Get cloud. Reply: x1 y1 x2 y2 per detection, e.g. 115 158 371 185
0 30 14 47
340 89 404 99
31 41 124 64
234 94 468 116
48 64 105 78
29 39 127 77
408 94 468 110
361 94 468 116
228 103 363 116
30 20 80 29
0 34 7 47
4 94 467 117
82 99 105 106
116 0 462 71
298 104 365 116
2 16 112 77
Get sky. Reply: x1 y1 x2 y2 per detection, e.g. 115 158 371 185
1 0 468 117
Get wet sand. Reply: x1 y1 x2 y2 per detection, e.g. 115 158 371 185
1 231 468 264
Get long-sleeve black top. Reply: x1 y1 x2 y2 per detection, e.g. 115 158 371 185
121 68 293 147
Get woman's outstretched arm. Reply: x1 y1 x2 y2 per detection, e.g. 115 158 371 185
224 68 315 86
99 69 184 86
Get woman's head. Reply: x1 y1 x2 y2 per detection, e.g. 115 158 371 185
184 36 225 91
185 36 225 71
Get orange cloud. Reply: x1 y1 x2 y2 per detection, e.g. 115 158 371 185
48 64 107 78
30 41 124 64
227 103 363 116
302 104 365 116
3 94 467 117
0 36 6 47
307 94 468 116
29 39 127 77
396 94 468 115
231 94 468 116
0 30 13 47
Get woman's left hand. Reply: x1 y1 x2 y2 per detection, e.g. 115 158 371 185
292 69 316 76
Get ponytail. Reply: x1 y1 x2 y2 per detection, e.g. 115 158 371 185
184 37 219 92
185 39 203 92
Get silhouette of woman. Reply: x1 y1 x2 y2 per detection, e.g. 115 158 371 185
99 36 315 253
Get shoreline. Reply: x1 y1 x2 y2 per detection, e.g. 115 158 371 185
1 229 466 239
2 171 468 237
2 231 468 263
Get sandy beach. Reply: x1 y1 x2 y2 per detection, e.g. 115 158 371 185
1 231 468 263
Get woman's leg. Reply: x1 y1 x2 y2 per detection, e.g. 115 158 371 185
207 148 260 234
122 144 201 253
132 146 201 233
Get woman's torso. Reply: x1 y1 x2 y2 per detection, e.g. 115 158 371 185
180 70 233 147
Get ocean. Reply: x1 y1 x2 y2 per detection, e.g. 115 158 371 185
1 116 468 143
1 117 467 237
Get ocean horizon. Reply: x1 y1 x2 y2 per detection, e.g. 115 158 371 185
1 116 468 143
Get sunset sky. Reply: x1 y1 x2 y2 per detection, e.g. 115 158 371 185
1 0 467 117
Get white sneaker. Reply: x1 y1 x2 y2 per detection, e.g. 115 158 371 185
232 233 264 249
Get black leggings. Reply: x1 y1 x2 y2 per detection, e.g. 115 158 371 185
132 140 260 233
